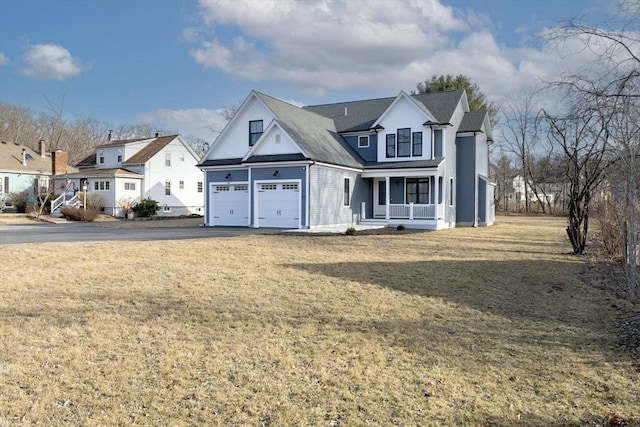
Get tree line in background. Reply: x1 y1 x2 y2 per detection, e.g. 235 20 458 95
0 97 211 165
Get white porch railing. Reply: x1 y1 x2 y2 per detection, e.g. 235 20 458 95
388 203 438 219
51 193 79 213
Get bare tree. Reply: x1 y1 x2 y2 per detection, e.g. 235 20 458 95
498 91 542 213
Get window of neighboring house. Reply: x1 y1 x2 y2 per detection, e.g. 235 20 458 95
386 134 396 158
412 132 423 156
343 178 350 207
397 128 411 157
358 136 369 148
165 152 171 167
180 154 185 162
94 181 110 191
179 180 184 190
249 120 263 146
163 205 171 213
124 182 136 191
99 151 105 164
406 178 430 204
449 177 454 206
197 182 203 193
165 181 171 196
117 150 123 163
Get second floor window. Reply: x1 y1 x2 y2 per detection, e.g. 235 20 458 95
397 128 411 157
412 132 423 156
165 152 171 167
386 134 396 158
358 136 369 148
99 151 105 164
249 120 263 146
165 181 171 196
179 180 185 190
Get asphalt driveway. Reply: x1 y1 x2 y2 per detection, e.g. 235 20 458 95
0 222 279 244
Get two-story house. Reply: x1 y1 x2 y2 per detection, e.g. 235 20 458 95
198 90 495 229
63 134 204 217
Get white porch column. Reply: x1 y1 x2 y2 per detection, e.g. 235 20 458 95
434 175 439 219
385 176 390 220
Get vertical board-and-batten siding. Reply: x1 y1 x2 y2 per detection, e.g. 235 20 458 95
251 166 306 227
309 165 365 227
376 99 434 162
213 97 276 160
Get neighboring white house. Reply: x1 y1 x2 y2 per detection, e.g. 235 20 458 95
198 90 495 230
0 139 76 211
61 134 204 217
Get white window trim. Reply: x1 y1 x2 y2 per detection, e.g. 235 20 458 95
358 135 369 148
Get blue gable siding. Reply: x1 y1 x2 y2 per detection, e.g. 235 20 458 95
343 134 377 162
250 166 307 227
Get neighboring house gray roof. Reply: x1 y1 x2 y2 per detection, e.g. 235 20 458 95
76 135 179 167
364 158 444 169
0 141 78 175
123 135 177 165
65 167 142 178
255 92 364 168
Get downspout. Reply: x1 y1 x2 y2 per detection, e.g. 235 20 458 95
306 162 313 228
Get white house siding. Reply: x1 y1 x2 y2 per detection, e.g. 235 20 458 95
251 125 300 156
376 100 434 162
99 141 147 169
212 98 276 160
143 139 204 216
309 165 363 227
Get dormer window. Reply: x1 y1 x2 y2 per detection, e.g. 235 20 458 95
117 149 123 163
249 120 263 146
358 136 369 148
99 150 105 164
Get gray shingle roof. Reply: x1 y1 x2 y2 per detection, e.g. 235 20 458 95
364 158 444 170
458 110 488 133
255 92 364 168
304 90 465 132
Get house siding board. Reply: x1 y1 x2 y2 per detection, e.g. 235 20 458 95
251 166 306 227
214 98 276 160
478 178 487 223
309 165 361 226
343 135 377 162
456 136 476 224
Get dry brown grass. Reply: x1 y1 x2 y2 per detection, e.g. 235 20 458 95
1 216 638 426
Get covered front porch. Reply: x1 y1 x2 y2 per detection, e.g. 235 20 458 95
359 172 450 230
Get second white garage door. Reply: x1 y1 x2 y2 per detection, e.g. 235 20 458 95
210 183 248 226
256 182 300 228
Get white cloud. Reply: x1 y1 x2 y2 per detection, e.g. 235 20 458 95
185 0 622 104
135 107 228 141
21 44 86 80
0 53 9 65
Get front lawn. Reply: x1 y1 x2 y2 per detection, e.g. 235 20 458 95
1 216 638 425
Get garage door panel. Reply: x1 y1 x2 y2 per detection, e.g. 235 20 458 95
257 182 300 228
211 183 248 226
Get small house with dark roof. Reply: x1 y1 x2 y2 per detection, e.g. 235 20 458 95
62 134 203 217
198 90 494 229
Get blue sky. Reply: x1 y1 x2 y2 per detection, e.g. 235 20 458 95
0 0 614 142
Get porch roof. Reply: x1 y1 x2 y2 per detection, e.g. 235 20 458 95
361 158 444 178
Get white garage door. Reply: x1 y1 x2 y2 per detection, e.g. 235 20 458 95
257 182 300 228
210 183 248 226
